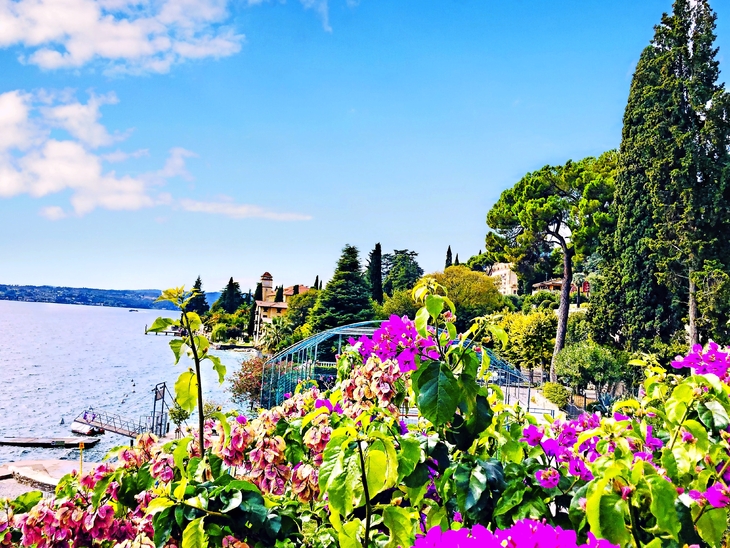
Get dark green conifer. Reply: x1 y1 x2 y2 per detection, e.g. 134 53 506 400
274 285 284 303
454 254 460 266
309 244 375 332
367 243 384 304
215 277 244 314
188 276 209 314
445 246 453 269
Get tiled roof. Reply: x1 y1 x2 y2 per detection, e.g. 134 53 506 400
261 272 273 279
256 300 288 309
284 285 310 296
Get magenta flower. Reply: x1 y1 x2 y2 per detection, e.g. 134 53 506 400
536 467 560 489
705 483 730 508
521 424 544 446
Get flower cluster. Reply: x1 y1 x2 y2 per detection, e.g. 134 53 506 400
671 340 730 380
340 356 406 419
350 314 439 372
415 520 618 548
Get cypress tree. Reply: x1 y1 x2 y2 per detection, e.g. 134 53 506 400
445 246 453 268
367 243 384 304
215 277 244 314
309 244 375 332
247 282 263 337
188 276 209 314
313 275 319 290
274 285 284 302
454 254 460 266
592 0 730 349
293 284 300 296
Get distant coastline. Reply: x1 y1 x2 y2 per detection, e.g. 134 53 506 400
0 284 182 310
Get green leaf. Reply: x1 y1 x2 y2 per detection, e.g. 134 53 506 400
182 517 207 548
153 507 175 548
319 430 352 492
365 440 397 497
148 317 178 333
425 294 445 320
175 370 199 413
416 361 459 427
146 497 175 516
488 325 508 349
695 507 727 548
326 443 363 516
645 475 679 539
173 437 193 471
220 490 242 513
397 436 422 481
415 307 430 337
170 339 185 365
193 335 209 355
586 479 630 546
337 518 362 548
185 312 203 333
207 355 226 385
9 490 43 513
700 400 730 431
383 506 415 548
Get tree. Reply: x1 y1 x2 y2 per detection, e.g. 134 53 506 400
188 276 209 315
367 243 384 304
228 356 266 410
261 316 292 353
454 254 460 266
313 275 319 290
274 285 284 303
382 249 424 296
215 277 245 314
292 284 299 296
497 310 557 378
465 252 494 274
429 265 505 332
309 244 375 332
381 289 420 320
285 289 319 330
486 152 617 380
593 0 730 350
445 246 453 268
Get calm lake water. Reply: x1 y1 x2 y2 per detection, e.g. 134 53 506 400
0 300 248 464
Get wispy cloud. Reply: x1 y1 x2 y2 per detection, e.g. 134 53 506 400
179 198 313 221
0 0 244 73
0 89 313 222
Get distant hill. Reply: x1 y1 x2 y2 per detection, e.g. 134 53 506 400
0 284 177 310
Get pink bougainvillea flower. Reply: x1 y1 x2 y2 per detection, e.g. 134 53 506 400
535 468 560 489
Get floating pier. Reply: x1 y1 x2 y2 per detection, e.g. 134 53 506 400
0 437 99 449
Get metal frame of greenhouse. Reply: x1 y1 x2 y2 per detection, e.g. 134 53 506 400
259 321 555 416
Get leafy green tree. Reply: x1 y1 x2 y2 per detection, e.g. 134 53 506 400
367 243 384 304
555 341 630 396
429 265 504 332
593 0 730 350
466 252 494 274
381 289 420 320
497 309 557 378
285 289 319 329
383 249 424 296
274 285 284 303
215 277 245 314
486 152 617 380
309 245 375 332
187 276 209 315
445 246 453 268
261 316 292 353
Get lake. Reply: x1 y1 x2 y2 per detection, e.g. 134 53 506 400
0 300 248 464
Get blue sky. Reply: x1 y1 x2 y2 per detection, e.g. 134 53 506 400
1 0 729 294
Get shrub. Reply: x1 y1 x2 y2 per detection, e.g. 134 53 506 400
211 323 228 342
555 341 630 394
522 290 559 312
566 310 591 345
497 309 557 372
543 381 570 408
228 356 266 409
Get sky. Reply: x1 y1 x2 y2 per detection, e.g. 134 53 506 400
1 0 729 294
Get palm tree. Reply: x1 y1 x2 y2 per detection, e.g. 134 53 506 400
261 316 292 353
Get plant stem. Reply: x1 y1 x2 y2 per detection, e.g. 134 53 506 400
357 440 372 548
667 403 693 450
183 311 206 459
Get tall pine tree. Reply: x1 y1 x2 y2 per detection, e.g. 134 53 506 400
215 277 245 314
592 0 730 349
309 245 375 332
247 282 263 337
367 243 384 304
445 246 453 268
454 254 460 266
188 276 209 314
274 285 284 302
313 275 319 290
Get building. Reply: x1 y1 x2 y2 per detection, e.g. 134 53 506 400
253 272 310 342
490 263 519 295
531 279 591 295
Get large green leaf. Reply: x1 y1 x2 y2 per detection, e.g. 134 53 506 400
383 506 415 548
182 517 207 548
175 370 199 413
185 312 203 332
206 354 226 385
645 475 679 539
170 339 185 364
153 507 175 548
10 491 43 513
416 361 459 427
425 294 445 320
695 507 728 548
699 401 730 432
586 479 630 546
365 438 398 497
397 436 422 481
147 317 178 333
337 518 362 548
326 443 363 516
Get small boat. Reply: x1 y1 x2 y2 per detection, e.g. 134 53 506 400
71 421 105 436
129 309 139 312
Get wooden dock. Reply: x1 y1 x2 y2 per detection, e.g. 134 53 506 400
0 437 99 449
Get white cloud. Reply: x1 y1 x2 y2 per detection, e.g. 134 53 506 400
0 89 313 222
179 198 313 221
0 0 244 73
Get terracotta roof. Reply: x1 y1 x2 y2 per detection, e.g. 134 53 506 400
261 272 273 280
284 285 310 296
256 300 288 309
532 279 563 288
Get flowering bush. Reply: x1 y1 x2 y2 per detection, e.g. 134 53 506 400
4 279 730 547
